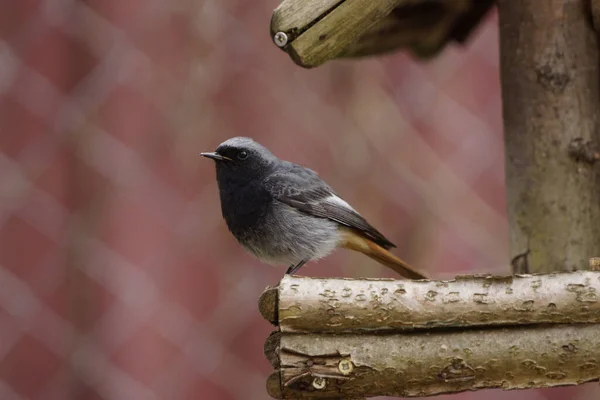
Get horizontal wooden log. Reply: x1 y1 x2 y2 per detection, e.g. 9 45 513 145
265 324 600 399
259 272 600 332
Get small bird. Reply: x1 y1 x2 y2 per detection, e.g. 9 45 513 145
201 137 426 279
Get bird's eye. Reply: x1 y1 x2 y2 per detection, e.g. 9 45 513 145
238 151 248 160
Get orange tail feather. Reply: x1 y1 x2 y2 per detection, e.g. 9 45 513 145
339 228 427 280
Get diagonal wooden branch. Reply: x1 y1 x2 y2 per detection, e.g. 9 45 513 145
260 272 600 333
270 0 495 67
283 0 403 68
265 324 600 399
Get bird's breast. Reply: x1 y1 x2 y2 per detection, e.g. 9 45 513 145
218 181 272 235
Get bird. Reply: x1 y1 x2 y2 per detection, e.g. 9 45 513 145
201 137 426 279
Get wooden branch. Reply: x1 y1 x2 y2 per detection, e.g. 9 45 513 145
265 324 600 399
270 0 495 67
498 0 600 274
338 1 468 60
261 270 600 397
285 0 403 68
259 272 600 332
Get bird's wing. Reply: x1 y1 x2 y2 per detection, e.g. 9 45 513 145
264 163 396 249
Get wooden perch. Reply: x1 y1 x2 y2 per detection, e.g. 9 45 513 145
260 272 600 332
265 324 600 399
269 0 495 68
260 272 600 398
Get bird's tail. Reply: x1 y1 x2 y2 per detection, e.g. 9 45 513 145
339 228 427 280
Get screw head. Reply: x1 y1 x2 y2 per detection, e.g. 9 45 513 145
312 377 326 390
338 359 354 375
273 32 288 47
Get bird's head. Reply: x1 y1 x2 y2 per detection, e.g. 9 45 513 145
201 137 277 185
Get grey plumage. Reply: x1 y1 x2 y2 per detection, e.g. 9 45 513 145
235 201 341 266
201 136 399 274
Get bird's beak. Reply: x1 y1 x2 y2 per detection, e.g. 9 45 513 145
200 152 231 162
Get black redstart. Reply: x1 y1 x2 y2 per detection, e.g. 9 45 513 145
201 137 426 279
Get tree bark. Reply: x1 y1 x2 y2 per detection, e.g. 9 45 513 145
265 324 600 399
498 0 600 274
259 273 600 332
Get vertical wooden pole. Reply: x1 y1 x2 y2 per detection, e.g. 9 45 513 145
498 0 600 273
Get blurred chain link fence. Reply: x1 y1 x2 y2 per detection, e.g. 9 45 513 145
0 1 598 400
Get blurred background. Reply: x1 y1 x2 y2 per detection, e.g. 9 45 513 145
1 1 598 399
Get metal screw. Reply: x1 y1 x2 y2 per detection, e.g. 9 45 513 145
338 359 354 375
312 377 326 390
273 32 288 47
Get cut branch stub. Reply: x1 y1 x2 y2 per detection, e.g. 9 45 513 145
262 273 600 333
259 285 278 325
264 331 282 368
264 324 600 399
